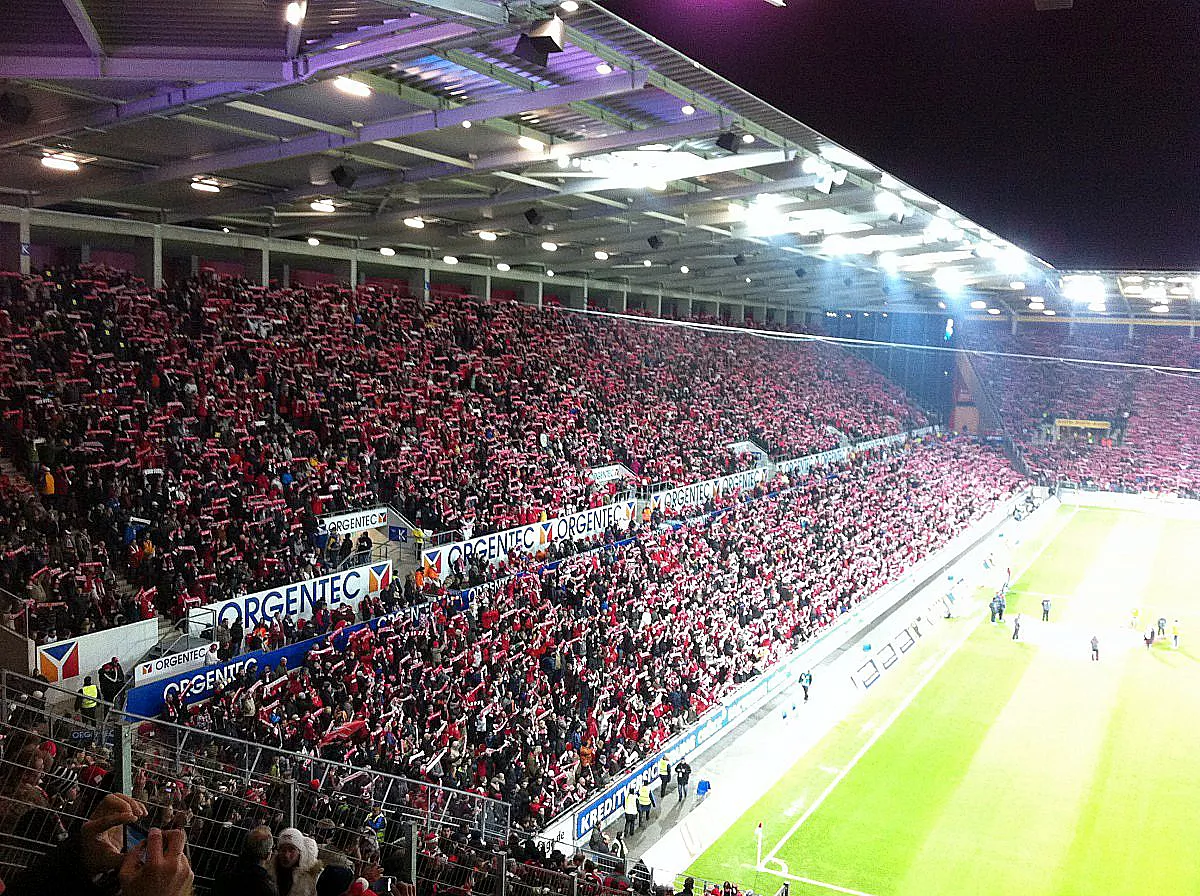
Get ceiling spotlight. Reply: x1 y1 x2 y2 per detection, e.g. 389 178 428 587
443 255 459 265
596 62 613 75
742 133 755 144
285 1 305 26
745 277 752 283
1151 304 1170 313
40 153 80 172
681 104 695 116
987 308 1001 315
496 262 511 272
307 237 320 246
462 120 472 129
559 0 579 10
1009 280 1026 290
221 227 231 233
546 269 555 277
333 77 371 98
379 247 396 257
937 301 947 309
679 265 690 274
311 199 335 213
518 135 546 152
190 179 221 193
479 230 498 242
594 250 609 261
556 155 571 169
541 241 558 252
1043 309 1057 316
970 300 987 310
1087 301 1106 312
643 259 652 267
403 216 425 229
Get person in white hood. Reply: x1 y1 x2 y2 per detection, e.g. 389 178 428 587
273 827 323 896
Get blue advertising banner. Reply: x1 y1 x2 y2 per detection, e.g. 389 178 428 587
128 591 472 718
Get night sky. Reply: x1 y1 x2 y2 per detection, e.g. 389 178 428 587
598 0 1200 270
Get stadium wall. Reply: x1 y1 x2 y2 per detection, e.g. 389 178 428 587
544 485 1038 845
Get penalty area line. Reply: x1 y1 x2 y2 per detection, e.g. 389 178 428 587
760 505 1077 867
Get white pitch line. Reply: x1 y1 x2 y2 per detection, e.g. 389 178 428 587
760 506 1077 866
751 862 880 896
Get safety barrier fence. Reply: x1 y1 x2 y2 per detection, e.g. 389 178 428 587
0 670 509 892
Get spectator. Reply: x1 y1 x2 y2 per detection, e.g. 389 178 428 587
213 825 278 896
7 793 193 896
273 827 323 896
97 657 126 703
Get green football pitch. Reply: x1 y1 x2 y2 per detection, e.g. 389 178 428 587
687 505 1200 896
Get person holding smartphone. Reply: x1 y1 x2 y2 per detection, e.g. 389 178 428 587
8 793 193 896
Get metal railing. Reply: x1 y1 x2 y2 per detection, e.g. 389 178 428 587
0 670 511 892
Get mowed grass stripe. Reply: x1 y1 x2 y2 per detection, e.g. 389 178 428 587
892 513 1153 896
1053 517 1200 896
688 507 1112 896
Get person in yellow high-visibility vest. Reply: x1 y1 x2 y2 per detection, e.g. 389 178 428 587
623 785 638 837
636 780 655 828
75 675 100 726
413 528 425 559
657 755 671 797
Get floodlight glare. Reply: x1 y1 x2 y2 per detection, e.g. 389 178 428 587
333 77 371 98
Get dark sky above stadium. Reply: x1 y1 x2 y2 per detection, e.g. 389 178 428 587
598 0 1200 271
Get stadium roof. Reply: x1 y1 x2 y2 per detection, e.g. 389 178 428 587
2 0 1059 311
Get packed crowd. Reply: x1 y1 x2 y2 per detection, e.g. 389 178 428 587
175 437 1021 830
0 471 139 643
0 265 922 639
967 324 1200 494
0 677 668 896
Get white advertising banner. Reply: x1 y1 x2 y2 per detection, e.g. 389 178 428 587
650 466 767 513
186 560 393 633
420 501 636 582
318 507 389 536
133 643 220 685
587 464 633 485
36 617 159 688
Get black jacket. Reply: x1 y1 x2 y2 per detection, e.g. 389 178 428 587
211 858 280 896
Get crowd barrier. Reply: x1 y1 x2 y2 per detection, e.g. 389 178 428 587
0 670 510 893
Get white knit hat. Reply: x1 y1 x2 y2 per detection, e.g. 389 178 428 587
277 827 306 851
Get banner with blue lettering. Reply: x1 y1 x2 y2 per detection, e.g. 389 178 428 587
186 560 392 635
421 501 635 583
131 590 471 718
